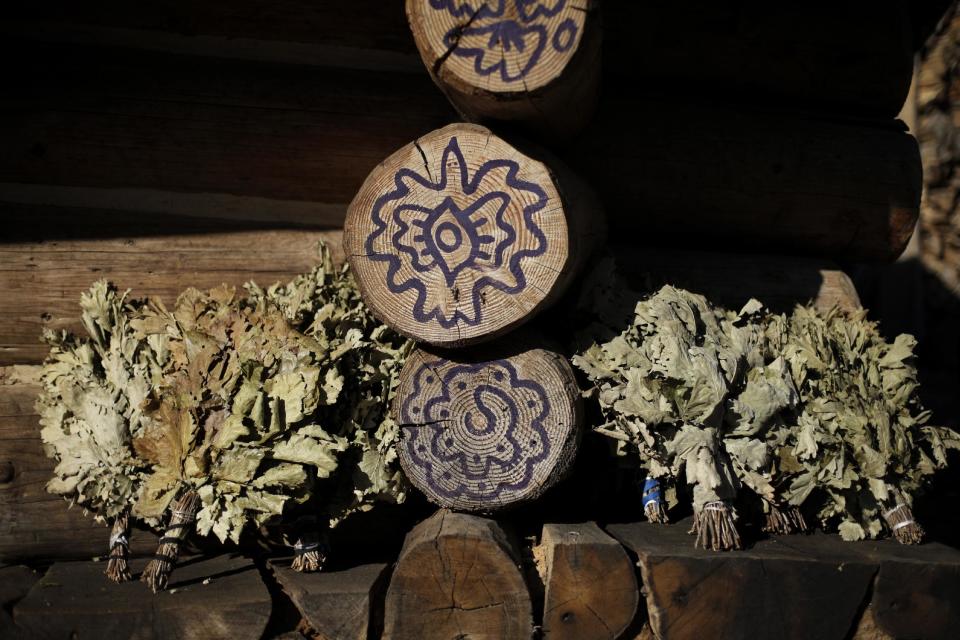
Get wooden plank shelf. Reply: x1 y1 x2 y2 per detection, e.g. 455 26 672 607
608 519 960 640
12 555 272 640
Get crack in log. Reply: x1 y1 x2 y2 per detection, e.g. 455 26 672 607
431 5 484 78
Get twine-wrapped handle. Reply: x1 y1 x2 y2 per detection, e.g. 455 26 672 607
141 491 200 593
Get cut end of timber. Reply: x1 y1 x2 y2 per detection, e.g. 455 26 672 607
394 339 581 512
539 523 639 639
345 123 581 346
384 510 533 639
406 0 593 92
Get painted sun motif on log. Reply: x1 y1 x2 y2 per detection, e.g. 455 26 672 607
399 358 552 502
364 136 549 328
429 0 579 82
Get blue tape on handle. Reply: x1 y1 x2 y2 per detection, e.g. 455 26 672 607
642 477 663 508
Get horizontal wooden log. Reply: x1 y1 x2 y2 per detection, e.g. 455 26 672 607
395 339 582 511
346 122 603 346
6 2 932 117
608 520 960 640
537 522 639 640
0 366 159 562
0 38 921 262
612 247 862 313
572 102 922 263
609 520 876 640
406 0 601 138
270 561 390 640
5 1 421 71
0 208 342 365
12 555 271 640
0 565 40 639
853 540 960 640
384 510 533 639
0 39 454 212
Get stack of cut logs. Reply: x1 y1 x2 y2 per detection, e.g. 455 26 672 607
1 1 953 639
344 2 928 638
345 3 607 635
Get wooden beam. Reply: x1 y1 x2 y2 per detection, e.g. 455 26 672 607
572 102 922 263
0 212 342 365
383 510 533 639
608 520 960 640
612 247 862 313
0 40 454 207
6 2 917 118
405 0 601 138
537 522 639 640
270 561 390 640
395 339 582 512
12 556 271 639
345 123 603 347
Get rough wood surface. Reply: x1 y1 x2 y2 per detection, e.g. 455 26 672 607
572 102 922 263
6 2 929 117
0 39 453 216
1 37 920 263
406 0 601 138
601 3 916 119
270 561 390 640
0 220 342 365
383 510 533 639
395 339 581 511
0 366 159 561
12 555 271 640
851 605 895 640
0 565 40 639
537 522 638 640
608 521 878 640
860 541 960 640
345 122 601 346
613 247 862 313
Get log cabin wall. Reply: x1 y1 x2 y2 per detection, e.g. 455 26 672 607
2 2 960 638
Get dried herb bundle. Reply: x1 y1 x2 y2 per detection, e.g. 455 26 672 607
762 306 960 542
40 244 411 591
574 282 762 550
574 263 959 547
38 281 162 581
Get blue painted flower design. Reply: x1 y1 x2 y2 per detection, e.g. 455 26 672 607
400 358 552 503
429 0 580 82
364 135 549 328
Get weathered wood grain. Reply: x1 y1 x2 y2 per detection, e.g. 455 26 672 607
537 522 638 640
847 539 960 640
0 366 160 562
5 2 933 117
395 339 582 512
613 247 862 313
0 565 41 640
572 102 922 263
12 555 271 640
5 1 420 70
345 122 602 346
608 521 878 640
270 561 390 640
0 39 454 210
383 510 533 639
0 217 342 365
406 0 601 138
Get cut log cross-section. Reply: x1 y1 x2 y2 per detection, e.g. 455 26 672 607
406 0 601 137
383 510 533 640
345 122 600 347
395 339 581 511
